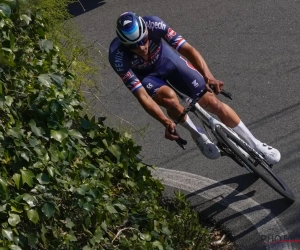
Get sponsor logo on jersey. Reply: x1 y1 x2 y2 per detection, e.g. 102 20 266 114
146 20 166 31
114 50 124 71
146 83 153 89
121 71 133 82
191 80 199 88
165 28 176 41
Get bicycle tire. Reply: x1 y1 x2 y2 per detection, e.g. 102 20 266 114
215 125 295 203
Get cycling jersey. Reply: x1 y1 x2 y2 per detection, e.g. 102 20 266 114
109 15 206 99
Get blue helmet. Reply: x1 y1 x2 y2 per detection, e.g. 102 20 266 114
116 12 147 44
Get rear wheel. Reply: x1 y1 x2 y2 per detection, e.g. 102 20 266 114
215 125 295 203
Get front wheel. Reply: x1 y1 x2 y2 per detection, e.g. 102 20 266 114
215 125 295 203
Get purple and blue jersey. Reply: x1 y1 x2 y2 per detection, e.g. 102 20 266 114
109 16 206 99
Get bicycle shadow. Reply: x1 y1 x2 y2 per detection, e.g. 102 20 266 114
185 173 294 241
68 0 106 17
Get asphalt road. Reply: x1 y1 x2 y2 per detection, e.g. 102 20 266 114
69 1 300 249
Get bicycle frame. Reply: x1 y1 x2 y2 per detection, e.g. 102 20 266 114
193 99 267 163
172 89 296 202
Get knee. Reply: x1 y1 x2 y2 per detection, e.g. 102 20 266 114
155 86 180 110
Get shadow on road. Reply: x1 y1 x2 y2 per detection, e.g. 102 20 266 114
68 0 106 17
185 173 294 241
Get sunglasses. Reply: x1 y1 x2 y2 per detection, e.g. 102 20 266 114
125 35 149 50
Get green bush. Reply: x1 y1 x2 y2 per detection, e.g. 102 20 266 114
0 2 212 249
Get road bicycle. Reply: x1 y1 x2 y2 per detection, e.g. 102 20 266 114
170 86 295 203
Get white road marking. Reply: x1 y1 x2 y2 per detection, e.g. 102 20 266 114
152 168 292 250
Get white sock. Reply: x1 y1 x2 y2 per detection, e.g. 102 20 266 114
179 115 205 138
232 120 260 147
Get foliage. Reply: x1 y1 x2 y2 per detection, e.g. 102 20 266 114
0 1 212 249
23 0 102 91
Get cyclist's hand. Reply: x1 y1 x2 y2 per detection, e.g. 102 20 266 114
165 123 179 140
206 78 224 94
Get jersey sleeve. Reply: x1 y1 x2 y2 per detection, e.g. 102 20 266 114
118 69 143 93
144 16 186 51
108 44 143 94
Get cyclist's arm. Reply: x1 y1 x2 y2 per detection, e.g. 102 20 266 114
147 15 214 82
178 42 223 93
133 87 174 129
178 42 215 82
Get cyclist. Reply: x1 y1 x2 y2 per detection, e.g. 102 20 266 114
108 11 281 164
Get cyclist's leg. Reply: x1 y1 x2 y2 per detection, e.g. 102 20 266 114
163 55 280 164
144 77 200 137
140 75 195 125
169 56 240 127
140 75 220 159
139 75 183 119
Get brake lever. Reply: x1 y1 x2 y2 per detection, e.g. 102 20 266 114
175 137 187 150
169 127 187 150
221 90 232 100
209 84 233 100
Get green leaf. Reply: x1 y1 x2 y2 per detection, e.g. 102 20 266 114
93 226 103 243
49 73 65 86
68 129 83 139
39 40 53 53
162 226 171 236
2 48 12 53
0 3 11 17
5 96 13 106
37 74 52 87
1 0 17 9
20 169 35 187
12 173 21 189
47 166 55 177
2 228 13 241
101 221 107 232
28 137 39 147
82 203 93 212
20 151 30 162
66 218 75 229
20 14 31 25
7 128 22 139
82 247 92 250
113 203 126 211
8 213 20 227
49 146 59 162
41 203 55 218
27 209 39 224
108 144 121 161
10 206 23 214
92 148 104 156
36 173 50 184
9 245 23 250
76 187 85 195
152 241 163 250
29 120 43 137
106 205 118 214
50 129 68 142
0 177 8 194
23 194 37 207
140 233 151 241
